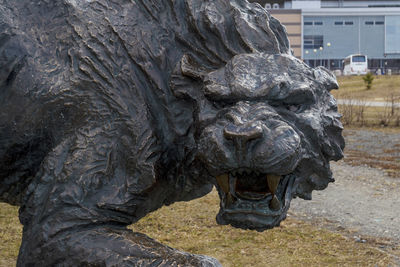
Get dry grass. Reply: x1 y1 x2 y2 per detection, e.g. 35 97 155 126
338 104 400 127
131 190 396 267
0 192 397 266
333 75 400 101
344 148 400 178
331 75 400 127
0 203 22 267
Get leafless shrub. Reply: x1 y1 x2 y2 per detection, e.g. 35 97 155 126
337 93 400 127
339 98 355 126
395 113 400 127
379 94 400 127
354 98 368 126
390 94 400 127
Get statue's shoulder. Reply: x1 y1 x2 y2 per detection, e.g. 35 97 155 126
0 11 26 87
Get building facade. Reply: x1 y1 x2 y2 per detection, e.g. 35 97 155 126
258 0 400 72
269 9 302 58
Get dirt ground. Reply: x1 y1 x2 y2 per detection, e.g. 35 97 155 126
290 127 400 264
1 127 399 266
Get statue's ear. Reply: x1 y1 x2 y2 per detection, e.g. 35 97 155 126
170 54 212 99
313 66 339 91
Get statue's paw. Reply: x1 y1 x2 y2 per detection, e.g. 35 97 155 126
191 254 222 267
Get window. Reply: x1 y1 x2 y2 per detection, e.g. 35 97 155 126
304 40 313 48
365 21 374 25
345 21 354 25
385 16 400 53
334 21 343 25
352 56 366 62
304 21 323 26
375 21 384 25
303 35 324 49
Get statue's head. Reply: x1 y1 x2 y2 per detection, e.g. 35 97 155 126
172 53 344 230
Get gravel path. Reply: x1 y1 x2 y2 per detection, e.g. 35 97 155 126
290 161 400 241
289 129 400 259
344 129 400 162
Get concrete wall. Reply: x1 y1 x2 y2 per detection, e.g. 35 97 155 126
292 0 321 9
303 15 387 59
322 1 400 8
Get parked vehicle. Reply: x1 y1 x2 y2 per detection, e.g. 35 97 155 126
343 54 368 75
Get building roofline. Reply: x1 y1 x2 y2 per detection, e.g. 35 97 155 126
302 7 400 16
270 9 302 14
320 0 400 1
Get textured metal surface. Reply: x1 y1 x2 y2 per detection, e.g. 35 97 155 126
0 0 344 266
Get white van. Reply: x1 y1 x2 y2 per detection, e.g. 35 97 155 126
343 54 368 75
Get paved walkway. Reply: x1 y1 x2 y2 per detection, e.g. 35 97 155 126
337 99 400 107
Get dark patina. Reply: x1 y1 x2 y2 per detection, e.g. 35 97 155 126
0 0 344 266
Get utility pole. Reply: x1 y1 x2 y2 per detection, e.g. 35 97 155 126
358 17 361 54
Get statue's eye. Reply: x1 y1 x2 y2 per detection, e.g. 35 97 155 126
212 101 228 109
287 104 302 113
269 101 305 113
212 99 238 110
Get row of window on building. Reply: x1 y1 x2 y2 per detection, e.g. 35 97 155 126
303 35 323 49
304 20 384 26
305 59 400 72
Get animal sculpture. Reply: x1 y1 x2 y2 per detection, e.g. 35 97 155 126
0 0 344 265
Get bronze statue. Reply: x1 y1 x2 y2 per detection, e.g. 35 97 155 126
0 0 344 265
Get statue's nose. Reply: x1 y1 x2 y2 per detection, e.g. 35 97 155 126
223 124 263 153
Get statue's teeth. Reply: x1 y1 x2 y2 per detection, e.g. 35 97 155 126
226 193 233 207
216 174 229 194
267 174 281 195
270 195 281 211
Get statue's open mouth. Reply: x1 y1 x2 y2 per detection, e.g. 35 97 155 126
214 170 295 231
